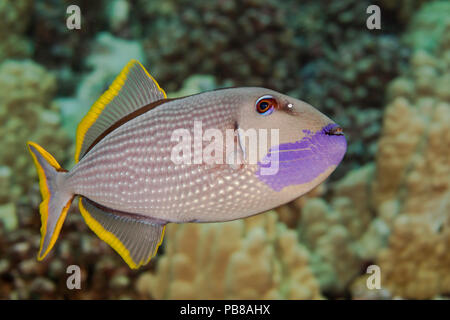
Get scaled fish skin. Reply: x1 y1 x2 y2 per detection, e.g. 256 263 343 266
27 60 346 268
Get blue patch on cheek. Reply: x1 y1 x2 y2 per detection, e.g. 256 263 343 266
256 124 347 192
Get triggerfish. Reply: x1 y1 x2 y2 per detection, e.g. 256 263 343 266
27 60 346 268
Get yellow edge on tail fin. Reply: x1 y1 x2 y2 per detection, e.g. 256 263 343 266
74 60 167 163
27 141 72 260
38 197 73 260
78 198 165 269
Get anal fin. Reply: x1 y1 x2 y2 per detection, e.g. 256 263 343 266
78 197 165 269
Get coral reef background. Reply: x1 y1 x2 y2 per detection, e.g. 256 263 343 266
0 0 448 300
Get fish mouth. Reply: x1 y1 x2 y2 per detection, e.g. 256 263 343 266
322 123 344 136
319 123 347 166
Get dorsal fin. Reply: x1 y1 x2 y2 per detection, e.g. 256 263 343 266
75 60 166 162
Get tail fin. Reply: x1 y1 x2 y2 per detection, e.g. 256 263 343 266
27 141 74 260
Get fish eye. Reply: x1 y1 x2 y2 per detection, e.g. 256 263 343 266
256 95 277 115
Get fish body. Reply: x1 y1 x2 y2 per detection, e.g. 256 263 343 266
28 60 346 268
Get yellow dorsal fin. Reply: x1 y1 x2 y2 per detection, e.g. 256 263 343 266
75 60 166 163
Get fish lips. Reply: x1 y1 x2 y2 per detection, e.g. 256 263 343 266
321 123 347 165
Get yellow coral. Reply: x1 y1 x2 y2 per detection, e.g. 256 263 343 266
370 17 450 299
299 23 450 298
374 50 450 224
135 212 322 299
297 163 392 294
373 93 450 298
377 215 450 299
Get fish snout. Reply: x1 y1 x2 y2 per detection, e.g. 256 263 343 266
323 123 344 136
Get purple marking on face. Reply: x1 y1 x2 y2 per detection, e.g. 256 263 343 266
256 123 347 191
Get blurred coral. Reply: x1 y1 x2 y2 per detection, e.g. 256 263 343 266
55 32 147 139
137 0 303 93
374 20 450 224
298 34 409 176
30 0 108 95
0 204 153 299
376 215 450 299
0 60 71 205
298 164 390 294
294 1 450 299
373 94 450 223
0 0 32 63
275 184 326 229
168 74 227 99
372 23 450 298
403 0 450 52
136 212 323 299
378 0 431 25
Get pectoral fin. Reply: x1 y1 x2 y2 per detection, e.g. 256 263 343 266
78 197 165 269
